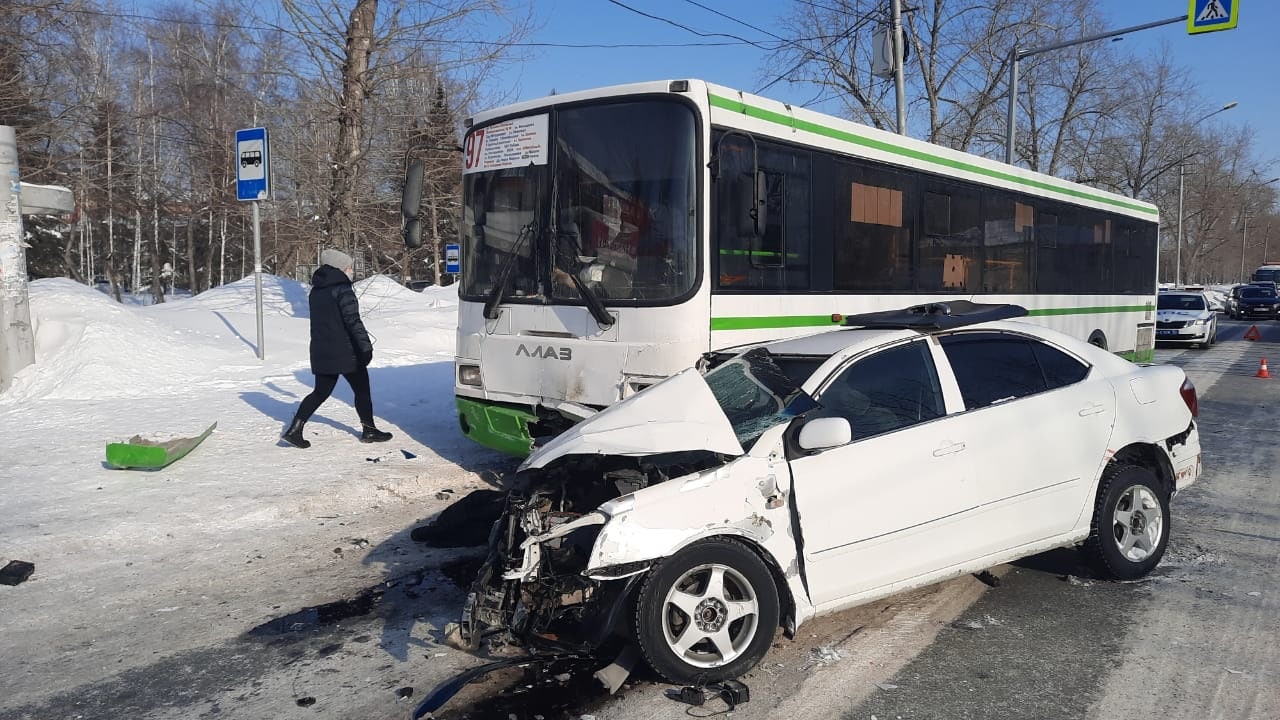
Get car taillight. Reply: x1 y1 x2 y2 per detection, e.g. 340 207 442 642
1180 377 1199 418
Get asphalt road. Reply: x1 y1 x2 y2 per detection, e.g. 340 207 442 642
9 321 1279 720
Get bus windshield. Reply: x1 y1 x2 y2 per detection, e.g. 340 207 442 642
460 99 698 305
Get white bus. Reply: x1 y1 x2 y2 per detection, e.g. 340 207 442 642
409 79 1158 456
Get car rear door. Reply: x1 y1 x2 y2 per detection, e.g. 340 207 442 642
936 331 1116 553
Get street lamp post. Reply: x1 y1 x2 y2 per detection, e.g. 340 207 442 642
1175 101 1238 287
1005 14 1187 166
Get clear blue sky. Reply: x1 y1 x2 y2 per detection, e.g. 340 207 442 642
488 0 1277 174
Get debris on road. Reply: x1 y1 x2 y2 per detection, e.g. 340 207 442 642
0 560 35 586
973 570 1001 587
105 421 217 469
411 653 587 719
810 645 842 665
295 697 316 707
410 488 505 547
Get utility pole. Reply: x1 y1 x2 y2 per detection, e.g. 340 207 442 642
1176 164 1186 288
0 126 35 392
891 0 906 136
1240 209 1250 281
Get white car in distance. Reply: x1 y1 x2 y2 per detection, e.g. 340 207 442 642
1156 291 1218 349
457 302 1203 684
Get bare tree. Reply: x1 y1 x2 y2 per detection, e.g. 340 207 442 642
269 0 533 271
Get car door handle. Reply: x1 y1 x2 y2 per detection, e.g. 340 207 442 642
933 441 966 457
1078 402 1106 417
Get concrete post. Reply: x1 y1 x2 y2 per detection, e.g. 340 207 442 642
0 125 35 392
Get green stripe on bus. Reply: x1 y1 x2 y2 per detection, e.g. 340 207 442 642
711 315 846 331
711 303 1153 331
1026 304 1152 317
707 93 1157 218
719 249 800 259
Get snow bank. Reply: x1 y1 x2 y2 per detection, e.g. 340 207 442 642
2 279 245 404
154 274 311 317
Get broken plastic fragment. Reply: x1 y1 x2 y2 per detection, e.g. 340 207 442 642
0 560 35 586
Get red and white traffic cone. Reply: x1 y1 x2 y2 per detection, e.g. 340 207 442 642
1257 357 1271 379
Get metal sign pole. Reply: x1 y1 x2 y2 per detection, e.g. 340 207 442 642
253 199 264 360
236 126 269 361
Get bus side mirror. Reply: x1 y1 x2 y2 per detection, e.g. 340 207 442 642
402 160 424 249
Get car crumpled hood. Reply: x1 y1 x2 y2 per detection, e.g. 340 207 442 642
519 368 745 471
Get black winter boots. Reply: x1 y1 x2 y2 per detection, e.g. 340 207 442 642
282 419 310 449
360 425 393 443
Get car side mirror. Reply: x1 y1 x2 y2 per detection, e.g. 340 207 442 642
797 416 852 452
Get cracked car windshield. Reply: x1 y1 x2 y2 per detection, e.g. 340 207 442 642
704 348 820 449
460 100 698 304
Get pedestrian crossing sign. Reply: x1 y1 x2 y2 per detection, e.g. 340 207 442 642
1188 0 1238 35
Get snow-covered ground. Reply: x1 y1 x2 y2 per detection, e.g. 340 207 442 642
0 274 513 713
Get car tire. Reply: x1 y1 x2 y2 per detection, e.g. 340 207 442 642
1083 464 1171 580
632 538 780 683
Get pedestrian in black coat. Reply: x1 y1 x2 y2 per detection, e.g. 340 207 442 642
282 248 393 448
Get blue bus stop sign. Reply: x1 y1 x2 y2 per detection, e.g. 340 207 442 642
236 127 270 201
445 243 461 275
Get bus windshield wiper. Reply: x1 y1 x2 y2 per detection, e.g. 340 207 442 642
554 232 614 329
483 221 537 320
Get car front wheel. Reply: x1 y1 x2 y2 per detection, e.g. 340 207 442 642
1083 464 1171 580
632 538 780 683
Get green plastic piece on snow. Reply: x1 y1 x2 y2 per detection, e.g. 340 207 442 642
106 422 218 469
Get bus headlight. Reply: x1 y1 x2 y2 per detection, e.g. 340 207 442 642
458 364 482 386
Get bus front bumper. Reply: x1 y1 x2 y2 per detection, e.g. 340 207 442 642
455 397 538 457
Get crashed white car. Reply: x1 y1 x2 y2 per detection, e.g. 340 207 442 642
1156 291 1218 348
459 302 1202 683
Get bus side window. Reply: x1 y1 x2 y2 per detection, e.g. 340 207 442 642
713 135 811 292
981 195 1032 293
832 159 912 293
920 185 982 292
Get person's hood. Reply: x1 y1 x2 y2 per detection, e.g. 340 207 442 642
311 264 351 289
519 368 745 471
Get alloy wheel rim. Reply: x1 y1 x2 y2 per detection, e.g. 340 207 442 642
1111 485 1164 562
661 562 759 668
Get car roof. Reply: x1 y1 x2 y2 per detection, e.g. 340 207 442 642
750 302 1030 359
760 327 919 357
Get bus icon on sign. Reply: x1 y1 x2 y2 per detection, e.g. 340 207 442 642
240 150 262 168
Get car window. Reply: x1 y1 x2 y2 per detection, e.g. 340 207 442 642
816 340 944 440
940 331 1088 409
1030 341 1090 389
1156 293 1206 310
